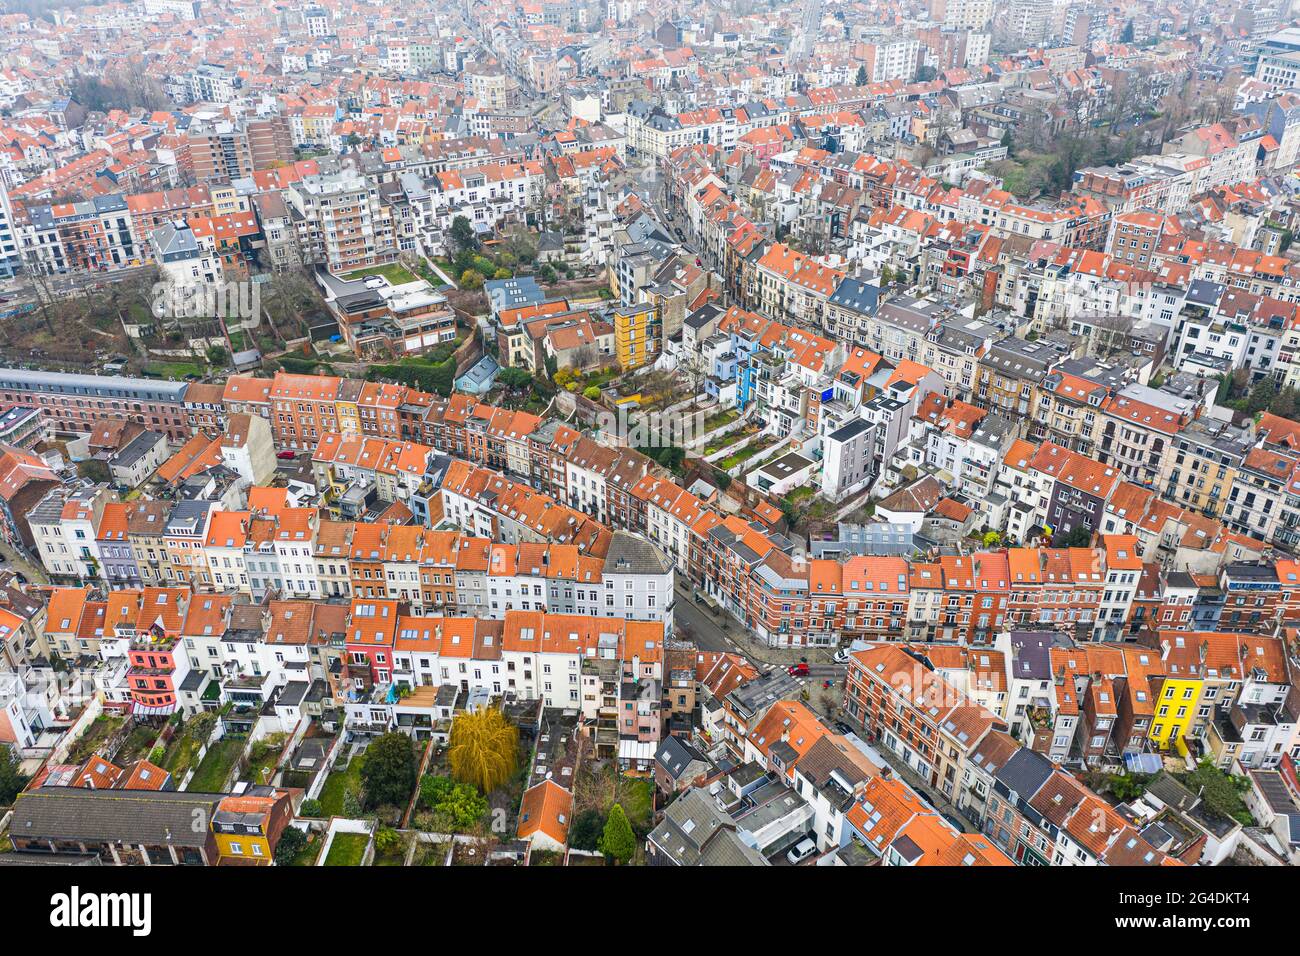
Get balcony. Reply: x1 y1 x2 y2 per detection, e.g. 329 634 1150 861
1026 706 1054 731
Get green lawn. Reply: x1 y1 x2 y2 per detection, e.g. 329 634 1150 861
785 486 815 505
121 301 155 325
187 739 244 792
616 777 654 836
703 407 740 432
373 833 410 867
719 434 779 471
318 755 366 817
290 834 322 867
241 736 287 786
145 361 205 380
344 263 419 286
324 832 369 866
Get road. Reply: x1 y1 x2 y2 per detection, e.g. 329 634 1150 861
673 580 742 655
674 580 846 677
673 581 975 831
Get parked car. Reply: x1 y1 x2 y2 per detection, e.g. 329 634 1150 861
276 451 296 460
786 837 818 865
788 662 810 677
832 648 850 665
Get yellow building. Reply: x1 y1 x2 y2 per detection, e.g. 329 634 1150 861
613 302 660 371
1148 675 1202 754
212 789 292 866
335 384 362 437
208 185 250 218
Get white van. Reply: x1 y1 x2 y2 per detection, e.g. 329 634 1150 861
786 837 818 865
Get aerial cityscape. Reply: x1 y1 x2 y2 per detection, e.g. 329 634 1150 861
0 0 1293 886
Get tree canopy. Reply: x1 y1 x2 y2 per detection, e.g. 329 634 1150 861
448 707 519 793
360 732 418 809
599 803 636 863
273 825 309 865
419 775 489 831
0 744 27 804
449 215 478 253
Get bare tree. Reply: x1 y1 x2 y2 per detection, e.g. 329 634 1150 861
18 248 58 336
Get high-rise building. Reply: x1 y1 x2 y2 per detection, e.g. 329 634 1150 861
943 0 993 32
0 182 18 279
284 169 396 274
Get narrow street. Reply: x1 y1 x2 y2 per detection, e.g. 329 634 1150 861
674 580 843 671
0 537 48 585
674 577 972 829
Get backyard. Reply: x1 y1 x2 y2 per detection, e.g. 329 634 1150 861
1174 761 1256 827
288 833 322 866
780 486 836 533
240 733 288 786
323 832 370 867
372 829 412 866
702 407 740 432
718 432 780 471
161 712 219 781
413 840 450 866
318 753 366 817
112 722 162 766
143 360 206 381
187 738 244 792
704 422 760 457
573 760 656 863
65 715 125 764
616 777 654 835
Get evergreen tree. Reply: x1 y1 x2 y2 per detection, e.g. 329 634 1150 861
599 803 636 863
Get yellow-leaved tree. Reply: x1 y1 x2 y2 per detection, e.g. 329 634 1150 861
448 706 519 793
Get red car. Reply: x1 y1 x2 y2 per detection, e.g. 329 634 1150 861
788 663 810 677
276 451 296 460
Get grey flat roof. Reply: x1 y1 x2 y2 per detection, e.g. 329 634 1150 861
0 367 188 401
